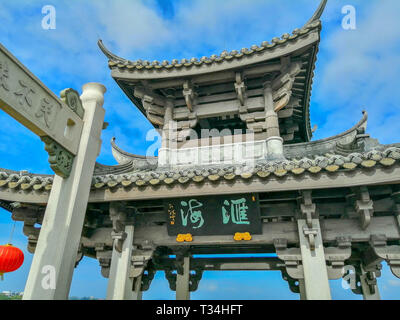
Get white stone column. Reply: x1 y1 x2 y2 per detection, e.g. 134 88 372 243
132 274 143 300
107 225 141 300
23 83 106 300
158 99 175 167
176 255 190 300
298 219 332 300
299 279 307 300
396 212 400 231
263 80 284 160
360 266 381 300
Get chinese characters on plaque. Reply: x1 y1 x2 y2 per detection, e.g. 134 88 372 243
165 194 261 236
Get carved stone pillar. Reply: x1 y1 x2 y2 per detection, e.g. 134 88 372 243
130 241 154 300
162 98 174 149
159 98 177 167
23 83 106 300
263 79 283 160
298 279 307 300
298 218 332 300
176 252 191 300
359 264 381 300
107 225 137 300
396 203 400 231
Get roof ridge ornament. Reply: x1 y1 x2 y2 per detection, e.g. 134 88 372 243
304 0 328 27
97 39 127 65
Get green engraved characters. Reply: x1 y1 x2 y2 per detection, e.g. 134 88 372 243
222 198 250 225
180 199 204 229
167 195 259 236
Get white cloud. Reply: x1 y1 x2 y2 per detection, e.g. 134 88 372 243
1 0 399 161
388 279 400 287
95 0 322 60
313 0 400 143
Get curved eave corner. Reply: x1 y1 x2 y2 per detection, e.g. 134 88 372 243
97 0 327 75
0 145 398 204
302 0 328 141
111 137 158 168
304 0 327 27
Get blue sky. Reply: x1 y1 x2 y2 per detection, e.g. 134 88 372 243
0 0 399 299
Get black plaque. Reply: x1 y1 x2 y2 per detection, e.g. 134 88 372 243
165 193 262 236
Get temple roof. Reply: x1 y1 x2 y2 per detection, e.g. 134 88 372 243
5 1 400 206
0 145 398 199
98 0 328 144
99 20 321 76
98 1 326 76
0 111 398 200
0 118 398 206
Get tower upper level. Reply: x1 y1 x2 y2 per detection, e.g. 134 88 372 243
99 0 327 145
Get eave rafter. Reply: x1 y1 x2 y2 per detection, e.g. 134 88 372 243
239 59 302 139
133 86 166 127
272 61 302 112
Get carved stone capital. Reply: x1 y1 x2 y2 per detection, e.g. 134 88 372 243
165 268 177 291
163 266 203 292
354 187 374 230
94 242 112 278
324 245 352 280
174 248 191 275
41 136 74 178
11 206 44 253
298 191 317 228
347 260 382 296
60 88 85 119
109 202 135 253
369 238 400 279
280 268 300 294
130 241 155 279
141 263 156 292
189 268 203 292
274 240 303 280
75 243 84 268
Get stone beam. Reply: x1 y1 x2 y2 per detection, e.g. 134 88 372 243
129 217 400 249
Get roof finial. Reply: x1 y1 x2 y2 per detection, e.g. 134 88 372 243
97 39 127 64
304 0 328 26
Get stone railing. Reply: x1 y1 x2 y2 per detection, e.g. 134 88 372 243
158 139 267 168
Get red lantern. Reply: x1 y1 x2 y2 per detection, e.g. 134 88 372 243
0 244 24 280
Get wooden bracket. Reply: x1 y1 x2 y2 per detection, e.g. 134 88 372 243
234 72 246 106
41 136 74 178
354 187 374 230
183 80 195 112
299 191 316 228
109 202 135 253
